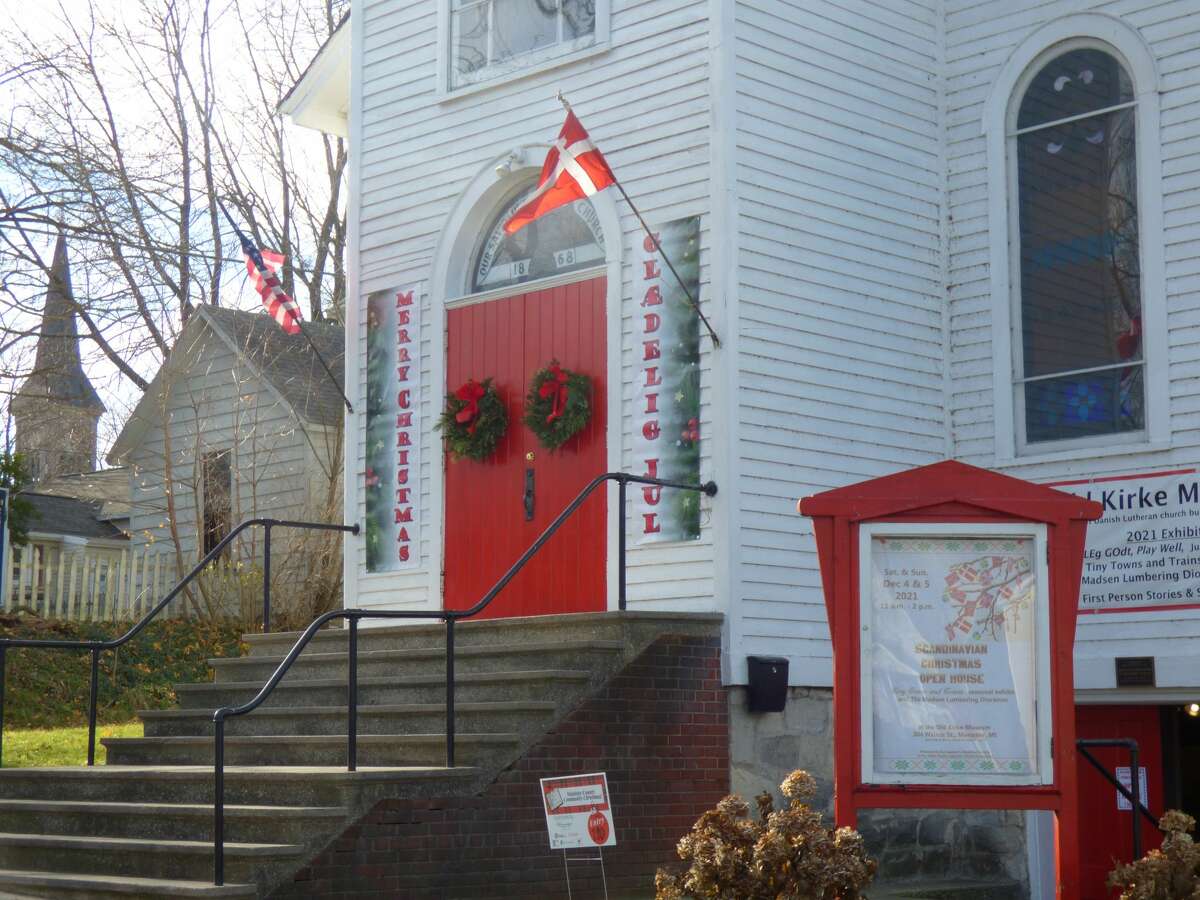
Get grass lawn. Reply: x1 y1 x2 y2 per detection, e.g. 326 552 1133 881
2 722 144 767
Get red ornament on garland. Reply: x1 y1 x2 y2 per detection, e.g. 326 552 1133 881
681 417 700 444
587 807 610 844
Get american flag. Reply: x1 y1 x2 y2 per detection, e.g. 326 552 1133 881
233 227 302 335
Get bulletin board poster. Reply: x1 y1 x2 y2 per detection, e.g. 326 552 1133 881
860 526 1052 786
540 772 616 850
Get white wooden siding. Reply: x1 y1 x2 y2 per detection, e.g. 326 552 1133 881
348 0 717 613
945 0 1200 690
125 324 326 581
731 0 945 685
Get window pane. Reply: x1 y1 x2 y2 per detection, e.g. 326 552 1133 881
1017 48 1133 130
452 6 489 79
1018 104 1139 379
492 0 557 62
472 188 605 293
201 449 233 557
562 0 595 39
1024 366 1143 443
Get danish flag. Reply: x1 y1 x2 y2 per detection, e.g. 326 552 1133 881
504 110 616 235
236 232 302 335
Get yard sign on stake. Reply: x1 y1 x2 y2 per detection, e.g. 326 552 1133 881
540 772 615 900
540 772 616 849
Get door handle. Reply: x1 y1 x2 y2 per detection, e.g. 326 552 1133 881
524 468 535 521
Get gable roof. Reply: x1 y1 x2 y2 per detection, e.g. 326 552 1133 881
22 492 127 541
200 306 346 424
278 13 350 137
798 459 1104 523
107 306 345 464
34 467 131 523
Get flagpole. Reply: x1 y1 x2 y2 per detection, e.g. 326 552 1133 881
558 94 721 349
215 198 353 414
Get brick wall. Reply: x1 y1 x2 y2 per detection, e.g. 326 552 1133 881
273 634 729 899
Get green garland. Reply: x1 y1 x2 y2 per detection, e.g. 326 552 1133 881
524 360 591 451
436 378 508 461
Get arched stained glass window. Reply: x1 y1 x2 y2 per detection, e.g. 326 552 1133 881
1014 47 1143 446
471 186 605 295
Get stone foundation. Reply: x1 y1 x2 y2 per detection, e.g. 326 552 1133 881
729 686 1030 894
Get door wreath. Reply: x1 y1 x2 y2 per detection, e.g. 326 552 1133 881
524 360 591 450
436 377 508 461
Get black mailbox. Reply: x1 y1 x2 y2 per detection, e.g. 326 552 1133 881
747 656 789 713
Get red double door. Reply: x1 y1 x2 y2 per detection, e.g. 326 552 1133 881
1076 704 1164 899
443 277 607 618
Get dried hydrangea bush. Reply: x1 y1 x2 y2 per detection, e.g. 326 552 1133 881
1108 810 1200 900
655 770 876 899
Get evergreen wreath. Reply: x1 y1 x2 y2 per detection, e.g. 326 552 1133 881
436 377 508 461
524 360 591 450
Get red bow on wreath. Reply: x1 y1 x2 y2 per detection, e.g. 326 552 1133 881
454 379 486 434
538 362 571 424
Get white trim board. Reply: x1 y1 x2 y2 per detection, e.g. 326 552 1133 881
857 522 1055 788
982 15 1167 465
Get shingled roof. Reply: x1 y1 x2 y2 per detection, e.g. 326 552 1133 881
21 492 127 540
200 306 346 424
106 305 345 466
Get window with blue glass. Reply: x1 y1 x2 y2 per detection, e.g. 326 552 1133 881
1014 48 1143 446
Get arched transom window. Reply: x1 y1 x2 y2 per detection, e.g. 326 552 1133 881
1012 47 1143 448
471 187 605 294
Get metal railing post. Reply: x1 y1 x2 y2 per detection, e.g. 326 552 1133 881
347 617 358 772
1130 741 1142 861
445 617 456 768
262 523 273 634
1077 738 1159 864
87 648 100 767
0 645 6 768
214 715 225 886
618 477 627 611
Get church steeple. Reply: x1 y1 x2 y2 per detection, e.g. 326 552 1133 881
11 235 105 481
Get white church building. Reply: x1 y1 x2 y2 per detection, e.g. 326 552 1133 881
283 2 1200 893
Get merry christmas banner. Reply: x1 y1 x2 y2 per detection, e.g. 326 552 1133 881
633 217 701 544
364 286 421 572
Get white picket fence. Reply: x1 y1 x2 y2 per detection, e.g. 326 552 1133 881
1 541 179 622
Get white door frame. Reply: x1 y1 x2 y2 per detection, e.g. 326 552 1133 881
428 149 625 612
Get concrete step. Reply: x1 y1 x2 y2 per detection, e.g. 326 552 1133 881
102 732 522 767
208 639 625 684
0 799 347 844
0 869 256 899
0 766 479 807
0 612 724 898
140 700 557 738
0 832 303 886
172 668 591 709
241 610 723 658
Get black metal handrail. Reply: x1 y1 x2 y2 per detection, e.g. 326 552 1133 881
210 472 716 884
0 518 358 768
1077 738 1163 861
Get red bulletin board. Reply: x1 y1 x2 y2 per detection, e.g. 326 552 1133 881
799 460 1102 900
